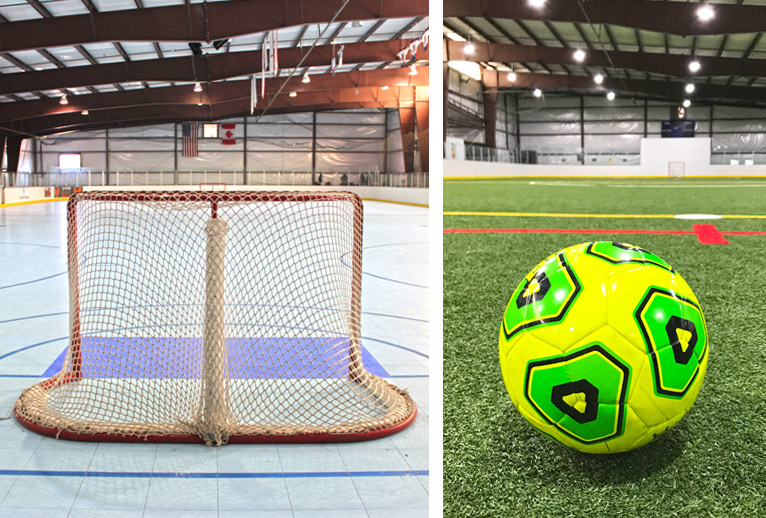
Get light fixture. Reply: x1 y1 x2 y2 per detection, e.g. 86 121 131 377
508 71 517 82
381 85 389 90
197 102 202 106
696 4 715 22
212 39 230 51
689 60 701 73
302 72 311 84
464 42 476 55
409 64 418 76
594 73 604 85
685 83 695 94
533 88 542 98
188 42 203 56
194 82 203 92
529 0 545 7
683 99 691 108
81 109 88 115
289 91 297 97
606 91 615 101
59 95 68 105
573 49 586 62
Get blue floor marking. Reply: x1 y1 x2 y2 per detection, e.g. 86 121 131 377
0 469 428 479
42 337 390 378
0 271 67 290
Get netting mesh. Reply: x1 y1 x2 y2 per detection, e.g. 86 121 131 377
14 191 416 445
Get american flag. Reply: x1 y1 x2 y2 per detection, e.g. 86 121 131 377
182 122 199 157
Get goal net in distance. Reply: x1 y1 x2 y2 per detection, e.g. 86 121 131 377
15 191 416 445
668 161 686 178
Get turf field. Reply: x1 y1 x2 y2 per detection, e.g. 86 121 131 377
443 177 766 517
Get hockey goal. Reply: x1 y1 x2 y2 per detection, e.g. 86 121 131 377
15 191 416 445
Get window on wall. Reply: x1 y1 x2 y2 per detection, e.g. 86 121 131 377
59 153 81 169
203 124 219 138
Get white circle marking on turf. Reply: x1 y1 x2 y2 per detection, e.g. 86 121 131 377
674 214 723 220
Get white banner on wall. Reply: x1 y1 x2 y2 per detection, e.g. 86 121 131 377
445 137 465 160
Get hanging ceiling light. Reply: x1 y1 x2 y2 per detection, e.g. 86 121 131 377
606 91 616 101
302 72 311 84
685 83 695 94
194 82 203 92
381 85 390 90
464 42 476 55
696 5 715 22
508 71 517 82
59 95 68 105
683 99 691 108
289 91 297 97
573 49 586 62
533 88 542 98
409 64 418 76
81 109 88 115
594 73 604 85
529 0 545 7
689 60 701 73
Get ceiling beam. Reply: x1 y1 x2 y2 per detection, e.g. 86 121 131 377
0 0 427 53
444 40 766 80
482 70 766 105
445 0 766 36
9 102 397 137
5 85 426 136
1 67 428 123
0 40 426 97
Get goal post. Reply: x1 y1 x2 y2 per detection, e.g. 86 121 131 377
15 191 416 445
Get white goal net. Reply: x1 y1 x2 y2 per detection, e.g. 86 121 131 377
15 191 416 445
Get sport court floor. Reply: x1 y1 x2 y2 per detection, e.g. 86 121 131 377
0 197 429 518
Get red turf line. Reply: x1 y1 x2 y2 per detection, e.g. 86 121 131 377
693 224 730 245
443 228 695 235
721 230 766 236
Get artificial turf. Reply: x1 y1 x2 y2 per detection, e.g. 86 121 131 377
443 177 766 517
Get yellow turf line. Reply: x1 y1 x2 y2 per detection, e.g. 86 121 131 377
444 211 766 219
444 175 766 180
0 197 68 208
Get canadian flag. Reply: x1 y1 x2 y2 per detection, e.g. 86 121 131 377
221 123 236 145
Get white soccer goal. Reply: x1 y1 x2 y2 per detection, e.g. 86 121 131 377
668 161 686 179
15 191 416 445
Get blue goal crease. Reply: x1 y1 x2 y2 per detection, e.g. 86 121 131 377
0 469 429 479
42 337 390 379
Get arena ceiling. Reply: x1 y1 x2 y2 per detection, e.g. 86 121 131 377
0 0 429 137
444 0 766 107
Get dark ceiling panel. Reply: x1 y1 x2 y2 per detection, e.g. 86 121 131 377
0 67 429 124
445 39 766 79
482 70 766 105
0 40 427 96
444 0 766 36
0 0 428 54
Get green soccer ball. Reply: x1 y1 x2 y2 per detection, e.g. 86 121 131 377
499 242 709 453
